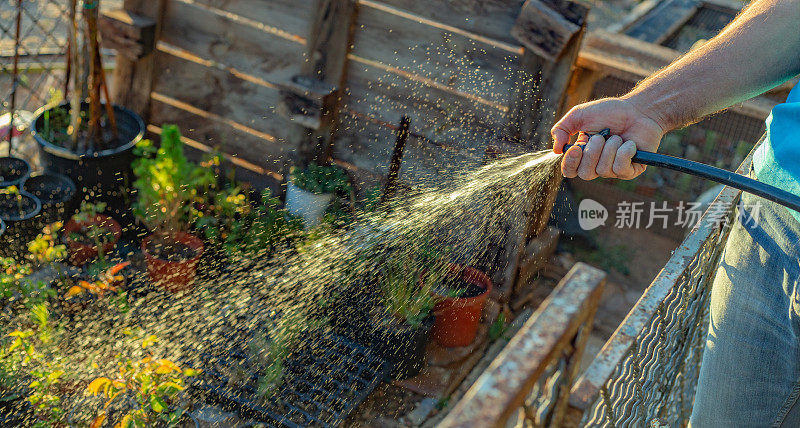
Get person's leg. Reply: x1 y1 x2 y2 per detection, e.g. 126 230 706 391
691 193 800 427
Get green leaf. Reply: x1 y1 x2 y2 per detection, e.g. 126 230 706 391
150 394 166 413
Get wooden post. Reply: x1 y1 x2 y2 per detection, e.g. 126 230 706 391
280 0 358 168
496 0 589 297
507 0 590 149
106 0 167 121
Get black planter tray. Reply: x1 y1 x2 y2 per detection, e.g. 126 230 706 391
191 331 391 427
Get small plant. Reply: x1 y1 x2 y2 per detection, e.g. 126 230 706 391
1 256 56 308
133 125 215 240
378 251 444 326
195 188 303 259
488 313 509 341
67 202 116 263
0 186 26 214
0 305 66 426
289 163 351 195
87 336 199 427
27 361 66 428
65 261 129 300
28 222 68 267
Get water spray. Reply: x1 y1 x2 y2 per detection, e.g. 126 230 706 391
563 129 800 212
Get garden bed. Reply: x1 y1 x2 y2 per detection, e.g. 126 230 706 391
0 117 566 427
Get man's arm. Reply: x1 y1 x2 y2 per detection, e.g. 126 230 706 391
553 0 800 180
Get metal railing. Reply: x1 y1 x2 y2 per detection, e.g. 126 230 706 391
440 262 607 428
567 141 758 426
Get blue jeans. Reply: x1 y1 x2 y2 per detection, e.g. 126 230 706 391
691 189 800 427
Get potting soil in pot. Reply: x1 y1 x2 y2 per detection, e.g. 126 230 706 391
146 239 199 262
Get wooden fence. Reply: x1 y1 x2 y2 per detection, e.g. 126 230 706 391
104 0 591 191
100 0 588 298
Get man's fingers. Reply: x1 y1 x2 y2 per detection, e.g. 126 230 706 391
561 145 583 178
612 140 640 179
596 135 623 178
577 134 605 180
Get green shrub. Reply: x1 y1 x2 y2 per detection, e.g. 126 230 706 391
289 163 351 195
132 125 215 236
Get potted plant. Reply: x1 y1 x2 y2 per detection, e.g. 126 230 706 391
63 201 121 266
286 163 351 228
430 265 493 348
0 157 30 188
23 172 76 228
0 186 42 258
369 252 443 380
29 0 145 224
194 187 302 270
62 262 130 314
87 336 200 427
133 125 215 293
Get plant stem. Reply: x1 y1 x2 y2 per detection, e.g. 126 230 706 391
83 0 102 152
68 0 80 152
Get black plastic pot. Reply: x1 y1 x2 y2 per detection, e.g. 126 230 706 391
30 102 145 230
329 281 380 344
0 157 30 188
0 219 5 239
23 171 76 227
0 190 42 258
368 314 434 380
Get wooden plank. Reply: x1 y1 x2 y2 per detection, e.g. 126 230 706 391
365 0 526 46
343 60 505 155
150 97 291 173
506 1 588 147
150 51 304 161
292 0 359 166
111 0 167 119
159 0 305 89
188 0 314 40
352 1 520 106
511 0 583 61
577 30 779 121
624 0 699 44
334 113 483 187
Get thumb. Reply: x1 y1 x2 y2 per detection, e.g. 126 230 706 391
551 107 583 154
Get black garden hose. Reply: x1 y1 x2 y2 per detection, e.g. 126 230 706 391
563 130 800 213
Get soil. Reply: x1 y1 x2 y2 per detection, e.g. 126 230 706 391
0 194 37 219
146 239 198 262
437 277 485 299
41 106 125 153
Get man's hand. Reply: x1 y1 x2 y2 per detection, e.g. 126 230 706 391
551 97 665 180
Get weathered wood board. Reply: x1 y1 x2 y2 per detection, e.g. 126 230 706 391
367 0 526 46
352 1 521 106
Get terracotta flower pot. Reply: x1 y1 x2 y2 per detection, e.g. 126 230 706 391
64 214 122 266
431 265 493 348
142 232 204 293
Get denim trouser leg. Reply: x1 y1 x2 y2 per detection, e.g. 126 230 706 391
691 192 800 427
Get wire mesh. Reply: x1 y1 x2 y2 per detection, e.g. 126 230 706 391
662 4 738 52
577 187 740 427
1 0 69 119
